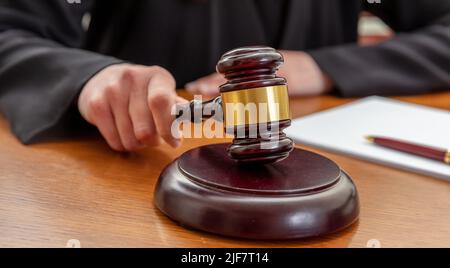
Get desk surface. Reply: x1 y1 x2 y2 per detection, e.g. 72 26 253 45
1 92 450 248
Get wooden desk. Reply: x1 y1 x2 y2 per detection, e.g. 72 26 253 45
1 92 450 248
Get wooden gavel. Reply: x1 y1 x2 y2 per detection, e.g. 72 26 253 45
178 46 294 164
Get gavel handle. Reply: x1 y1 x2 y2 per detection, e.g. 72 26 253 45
176 96 222 123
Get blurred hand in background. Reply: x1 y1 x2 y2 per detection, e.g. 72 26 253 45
78 64 188 152
185 51 333 97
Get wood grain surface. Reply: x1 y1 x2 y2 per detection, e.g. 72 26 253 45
1 91 449 248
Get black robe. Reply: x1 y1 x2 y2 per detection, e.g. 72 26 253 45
0 0 449 144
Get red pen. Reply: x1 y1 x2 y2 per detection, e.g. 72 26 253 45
366 136 450 164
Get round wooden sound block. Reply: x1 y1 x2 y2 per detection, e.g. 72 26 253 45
154 144 359 240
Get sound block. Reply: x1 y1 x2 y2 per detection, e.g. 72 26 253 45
154 144 359 240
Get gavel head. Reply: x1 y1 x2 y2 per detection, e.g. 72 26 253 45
217 46 294 164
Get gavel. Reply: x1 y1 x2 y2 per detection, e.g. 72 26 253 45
177 46 294 164
158 47 360 240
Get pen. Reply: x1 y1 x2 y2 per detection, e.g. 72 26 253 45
366 136 450 164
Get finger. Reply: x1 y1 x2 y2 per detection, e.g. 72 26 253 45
129 78 161 146
106 83 144 151
88 97 125 152
186 80 220 95
147 71 180 148
185 73 223 96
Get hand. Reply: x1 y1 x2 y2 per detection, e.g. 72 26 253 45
78 63 187 152
185 50 333 96
278 50 333 96
185 72 226 97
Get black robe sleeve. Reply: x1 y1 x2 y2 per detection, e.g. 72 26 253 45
0 0 122 144
309 0 450 97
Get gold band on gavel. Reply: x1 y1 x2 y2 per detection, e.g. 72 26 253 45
445 149 450 164
221 85 291 128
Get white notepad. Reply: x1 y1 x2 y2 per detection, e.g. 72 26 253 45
285 96 450 180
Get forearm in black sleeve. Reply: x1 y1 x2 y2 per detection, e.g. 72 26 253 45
309 0 450 97
0 0 122 144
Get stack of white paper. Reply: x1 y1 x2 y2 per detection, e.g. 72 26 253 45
285 96 450 180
